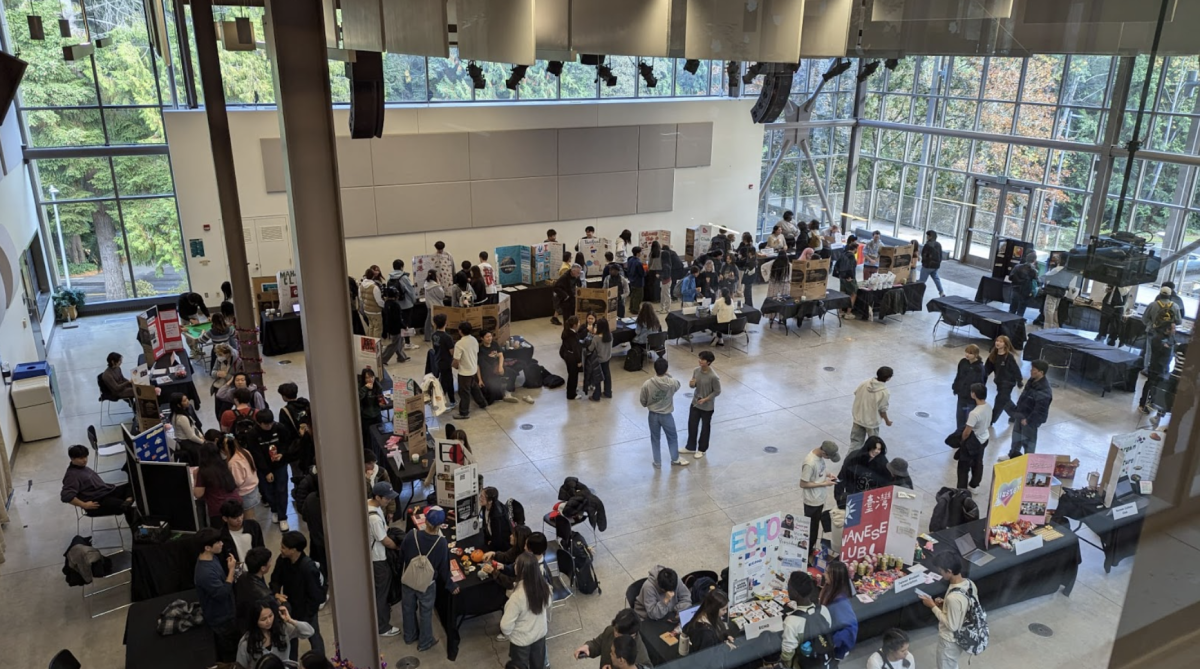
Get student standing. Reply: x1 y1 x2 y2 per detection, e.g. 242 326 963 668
683 351 721 458
951 345 985 430
920 230 945 297
423 270 446 342
478 251 499 303
819 560 859 665
368 482 402 637
255 409 290 531
452 321 486 420
779 572 834 668
430 313 456 408
800 441 840 556
501 553 552 669
921 551 981 669
194 528 239 662
387 259 419 350
602 260 627 319
1006 360 1052 459
850 367 894 450
957 384 991 490
360 266 386 339
560 315 585 400
271 531 327 659
380 287 410 365
625 247 646 313
1007 252 1039 320
984 335 1022 426
639 358 689 469
400 506 457 652
588 318 614 401
863 231 883 279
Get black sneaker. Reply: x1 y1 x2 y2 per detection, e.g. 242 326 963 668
452 413 470 420
550 317 562 326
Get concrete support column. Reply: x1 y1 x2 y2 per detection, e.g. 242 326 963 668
263 1 381 666
841 63 869 231
1086 57 1135 240
189 0 264 386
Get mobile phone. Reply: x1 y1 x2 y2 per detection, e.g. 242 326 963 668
915 588 932 600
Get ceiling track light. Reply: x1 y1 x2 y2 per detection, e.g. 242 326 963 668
547 60 563 77
742 62 764 85
467 60 485 89
596 64 616 87
505 64 528 91
638 61 657 88
683 59 701 75
857 60 881 82
822 58 852 82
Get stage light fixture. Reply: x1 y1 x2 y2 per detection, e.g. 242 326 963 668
822 59 852 82
638 61 657 88
885 58 900 71
467 60 485 89
742 62 763 85
857 60 881 82
596 64 617 87
683 59 701 75
505 65 528 90
547 60 563 77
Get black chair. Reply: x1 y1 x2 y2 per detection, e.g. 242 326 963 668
646 332 668 360
626 577 647 610
682 569 720 592
1040 344 1075 390
932 306 970 342
49 650 81 669
97 374 132 427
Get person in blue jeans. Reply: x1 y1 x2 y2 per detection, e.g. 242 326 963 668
400 506 458 651
639 357 690 469
919 229 945 297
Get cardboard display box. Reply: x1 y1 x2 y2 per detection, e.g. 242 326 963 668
576 286 619 328
685 225 715 261
639 230 672 250
789 257 830 300
431 293 512 343
495 245 533 286
879 247 913 284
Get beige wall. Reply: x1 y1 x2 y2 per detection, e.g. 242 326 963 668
164 98 762 302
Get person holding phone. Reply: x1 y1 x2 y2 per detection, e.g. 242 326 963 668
920 552 979 669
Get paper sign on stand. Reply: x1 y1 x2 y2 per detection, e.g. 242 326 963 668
353 335 383 379
728 513 783 605
745 616 783 640
452 464 482 540
1112 502 1139 521
1014 535 1045 555
842 486 925 566
1102 429 1163 507
433 439 474 507
777 512 810 573
893 571 927 593
577 238 611 277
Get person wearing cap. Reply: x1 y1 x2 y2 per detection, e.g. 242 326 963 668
399 506 458 651
888 458 913 489
850 367 894 450
800 441 840 557
1139 285 1182 414
368 481 402 637
1004 360 1053 460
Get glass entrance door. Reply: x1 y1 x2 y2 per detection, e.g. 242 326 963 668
961 178 1037 268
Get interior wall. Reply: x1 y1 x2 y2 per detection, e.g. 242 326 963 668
164 99 762 301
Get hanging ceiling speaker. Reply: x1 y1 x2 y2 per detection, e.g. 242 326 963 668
62 44 95 61
749 63 797 124
348 50 384 139
220 19 256 51
58 18 71 38
0 50 28 125
27 15 44 41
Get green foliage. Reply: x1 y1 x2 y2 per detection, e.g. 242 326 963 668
52 286 87 309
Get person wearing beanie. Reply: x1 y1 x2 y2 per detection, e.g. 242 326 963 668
399 505 458 651
1004 360 1053 460
800 441 840 558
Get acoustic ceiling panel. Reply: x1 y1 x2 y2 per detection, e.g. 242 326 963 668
468 129 558 180
261 138 286 193
336 137 375 188
639 124 678 170
534 0 572 60
383 0 449 57
637 169 675 214
341 0 385 52
871 0 1014 22
558 172 639 221
340 187 379 238
799 0 853 57
683 0 761 61
571 0 672 58
1022 0 1176 24
370 133 470 185
456 0 536 65
470 177 559 228
557 126 640 176
675 122 713 168
374 182 472 234
758 0 807 63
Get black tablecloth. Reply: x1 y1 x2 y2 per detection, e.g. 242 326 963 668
1023 329 1141 392
506 285 556 321
1056 490 1147 573
761 290 852 334
853 283 926 320
136 353 201 409
665 307 763 340
124 589 215 669
614 322 637 347
926 295 1028 348
131 535 201 602
261 314 304 356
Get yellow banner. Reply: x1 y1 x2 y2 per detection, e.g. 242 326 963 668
987 455 1029 528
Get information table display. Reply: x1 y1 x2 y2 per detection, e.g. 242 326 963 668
1023 328 1141 394
853 282 926 321
926 295 1028 348
665 306 762 340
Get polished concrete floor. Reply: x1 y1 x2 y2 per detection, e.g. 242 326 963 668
1 270 1153 668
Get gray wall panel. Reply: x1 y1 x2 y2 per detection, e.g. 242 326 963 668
371 133 470 185
639 124 677 170
374 182 472 234
261 138 285 193
558 127 640 175
341 187 379 238
336 138 376 188
558 172 638 220
470 177 559 227
676 122 713 167
637 169 675 214
469 130 558 180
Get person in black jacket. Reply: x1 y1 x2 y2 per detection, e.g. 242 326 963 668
430 313 457 409
984 335 1023 426
178 291 210 324
951 345 985 430
1006 360 1053 459
919 230 945 297
300 475 326 582
560 315 585 400
255 410 291 531
277 383 315 477
219 499 265 568
234 546 280 632
272 532 327 659
683 588 733 654
480 486 513 553
380 287 410 365
552 265 582 326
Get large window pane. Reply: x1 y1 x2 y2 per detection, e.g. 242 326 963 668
113 156 175 197
936 136 971 171
5 1 99 107
1020 55 1064 104
119 197 188 298
883 95 911 123
1056 106 1103 142
384 53 429 102
104 107 166 144
944 99 977 130
636 58 673 98
674 59 709 96
1009 146 1048 182
1047 151 1095 191
91 0 162 106
948 57 984 97
600 56 637 99
36 158 115 200
561 60 598 99
1149 113 1197 154
517 61 557 101
972 141 1008 176
25 108 105 147
983 58 1022 101
329 60 351 104
709 61 728 96
1063 56 1114 107
429 48 473 102
48 201 134 303
1138 160 1181 204
885 59 917 93
979 102 1015 133
474 61 516 102
1016 104 1055 138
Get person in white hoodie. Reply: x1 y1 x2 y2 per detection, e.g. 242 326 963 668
501 552 551 669
850 366 894 450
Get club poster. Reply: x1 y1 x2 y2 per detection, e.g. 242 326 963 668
453 464 482 540
532 243 563 284
495 245 532 286
353 335 382 379
412 254 436 297
728 512 783 605
883 487 925 563
434 439 474 507
577 237 611 277
1103 429 1164 507
1019 454 1055 523
777 512 810 574
639 230 672 249
988 455 1029 529
156 306 184 353
841 487 893 563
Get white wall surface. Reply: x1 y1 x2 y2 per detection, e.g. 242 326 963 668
164 99 762 300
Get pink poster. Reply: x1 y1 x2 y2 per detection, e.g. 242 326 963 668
1019 454 1055 523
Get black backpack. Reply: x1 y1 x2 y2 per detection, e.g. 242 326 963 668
231 409 258 448
787 606 835 669
507 498 526 526
930 487 980 532
566 531 600 594
623 345 645 372
542 369 565 389
523 363 545 389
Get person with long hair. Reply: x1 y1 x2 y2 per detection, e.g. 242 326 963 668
682 587 732 654
646 241 662 304
480 486 513 553
767 223 787 251
193 442 241 528
235 599 314 669
360 266 386 338
450 271 475 308
867 629 915 669
469 266 488 305
698 259 717 301
712 288 736 346
170 392 205 463
819 560 859 664
501 553 551 669
616 229 633 262
588 318 614 400
221 281 233 303
214 429 260 517
101 352 135 400
632 301 661 357
348 277 365 337
952 345 985 430
358 368 384 452
560 315 585 400
984 335 1023 426
766 252 792 325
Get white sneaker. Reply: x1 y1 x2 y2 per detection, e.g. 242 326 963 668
495 633 508 642
502 393 520 404
693 452 705 459
520 395 535 404
381 627 401 637
279 519 290 531
404 343 418 350
671 459 690 467
997 455 1011 462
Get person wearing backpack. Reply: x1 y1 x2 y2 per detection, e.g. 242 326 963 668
501 552 552 669
255 409 291 531
866 629 915 669
920 230 945 298
1139 285 1182 413
277 383 315 477
399 505 457 651
780 571 834 669
1007 253 1038 320
922 551 985 669
388 259 419 349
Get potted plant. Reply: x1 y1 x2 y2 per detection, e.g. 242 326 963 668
53 287 86 322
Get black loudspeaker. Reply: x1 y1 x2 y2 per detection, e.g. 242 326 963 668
749 63 795 124
0 51 28 124
348 50 384 139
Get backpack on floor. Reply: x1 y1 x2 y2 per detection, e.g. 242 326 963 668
952 586 990 656
787 607 835 669
567 531 601 595
542 368 565 389
523 362 545 389
623 345 645 372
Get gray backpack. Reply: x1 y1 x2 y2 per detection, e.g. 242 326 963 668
400 531 441 592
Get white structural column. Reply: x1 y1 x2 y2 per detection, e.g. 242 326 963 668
263 1 381 666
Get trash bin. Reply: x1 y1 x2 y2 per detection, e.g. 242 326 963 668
11 375 61 441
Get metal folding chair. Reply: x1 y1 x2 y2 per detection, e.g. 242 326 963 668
1040 344 1075 389
932 306 970 343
